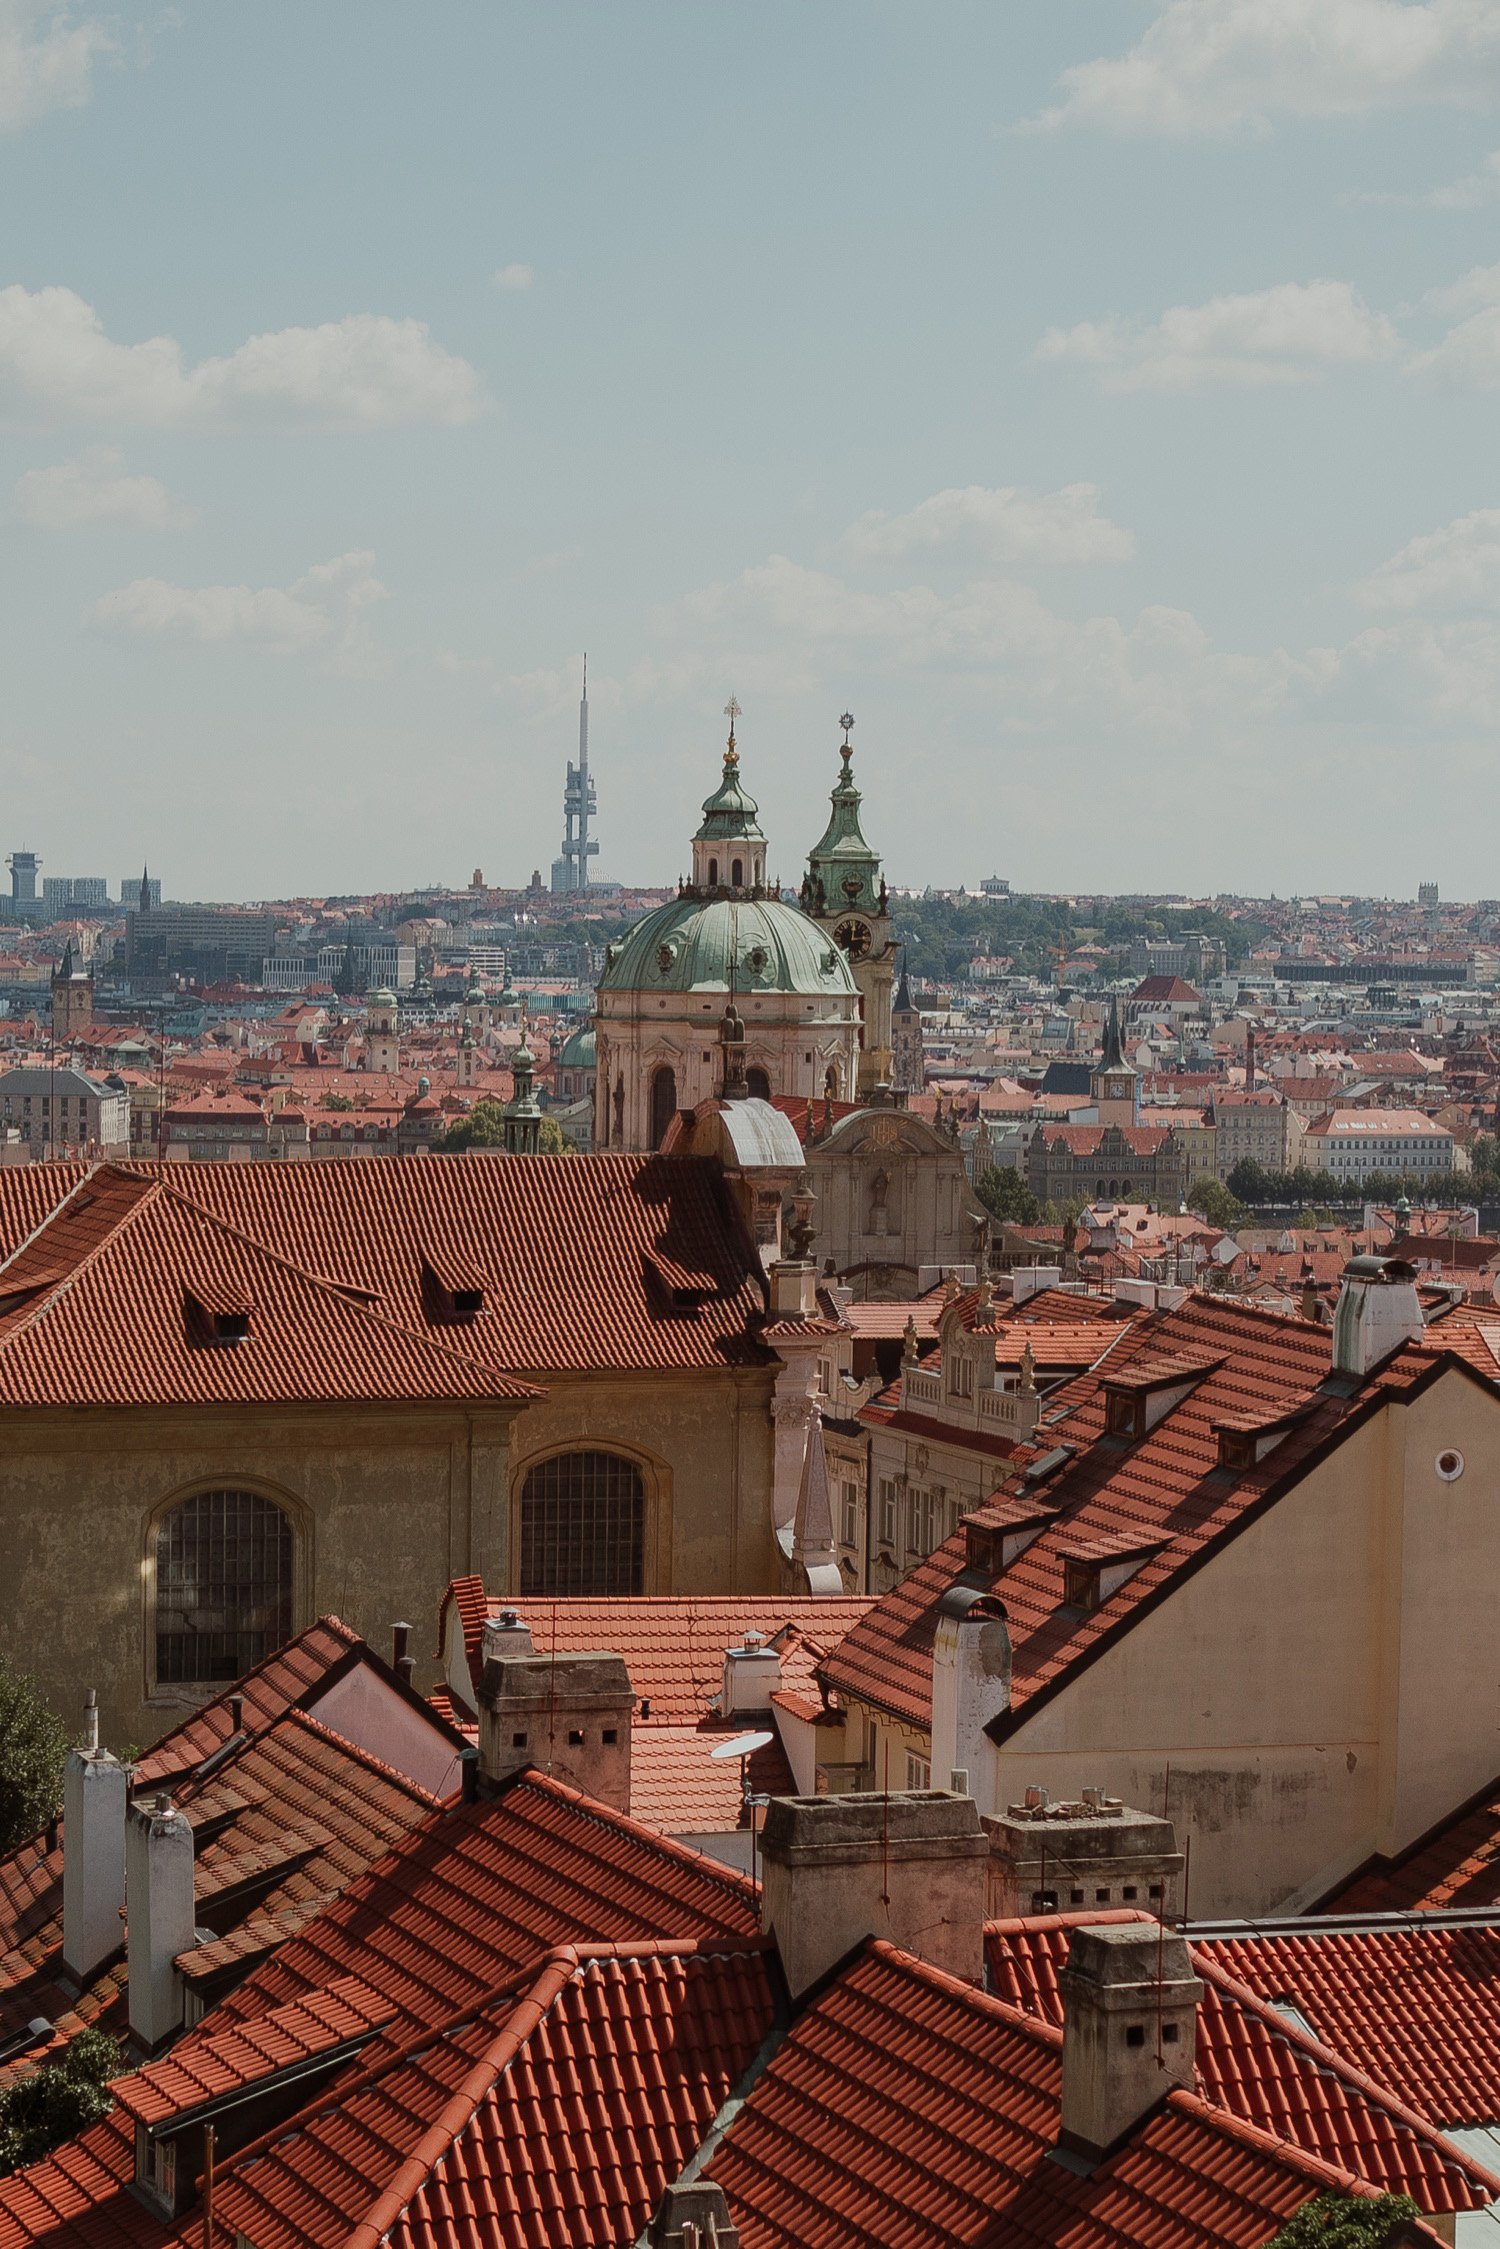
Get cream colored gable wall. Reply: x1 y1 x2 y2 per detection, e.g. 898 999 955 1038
984 1365 1500 1918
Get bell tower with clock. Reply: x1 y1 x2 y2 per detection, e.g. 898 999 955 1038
802 713 896 1097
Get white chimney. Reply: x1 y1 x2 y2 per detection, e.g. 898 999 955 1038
1010 1263 1062 1307
126 1792 195 2053
930 1591 1010 1800
1332 1256 1425 1378
61 1689 126 1984
722 1630 781 1717
1058 1922 1201 2163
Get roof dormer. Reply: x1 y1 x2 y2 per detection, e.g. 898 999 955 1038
1101 1354 1224 1440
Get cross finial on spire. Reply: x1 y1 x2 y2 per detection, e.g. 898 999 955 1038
723 695 741 765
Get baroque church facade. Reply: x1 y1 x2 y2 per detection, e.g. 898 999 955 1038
594 715 892 1153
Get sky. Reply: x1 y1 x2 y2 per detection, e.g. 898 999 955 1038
8 2 1500 901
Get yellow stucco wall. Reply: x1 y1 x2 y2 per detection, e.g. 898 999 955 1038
5 1363 779 1751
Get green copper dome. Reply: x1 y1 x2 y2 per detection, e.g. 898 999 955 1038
558 1025 597 1068
599 895 857 999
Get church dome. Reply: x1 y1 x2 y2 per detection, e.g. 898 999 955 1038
599 894 857 1000
558 1025 597 1069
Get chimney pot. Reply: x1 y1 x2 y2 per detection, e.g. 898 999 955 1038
391 1620 412 1668
1332 1255 1425 1377
127 1791 195 2053
1058 1922 1201 2163
228 1693 244 1736
476 1649 633 1810
759 1791 987 1998
61 1692 126 1984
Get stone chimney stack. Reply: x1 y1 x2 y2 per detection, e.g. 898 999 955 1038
126 1791 195 2053
759 1791 987 1998
930 1591 1011 1798
1058 1922 1202 2164
1332 1255 1425 1378
61 1689 126 1985
477 1645 633 1811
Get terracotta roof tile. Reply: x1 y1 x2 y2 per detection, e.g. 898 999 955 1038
986 1913 1495 2209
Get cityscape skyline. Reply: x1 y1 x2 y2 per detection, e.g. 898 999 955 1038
10 6 1500 895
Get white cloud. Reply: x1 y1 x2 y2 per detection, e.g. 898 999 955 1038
0 1 114 132
492 262 534 291
92 550 389 657
1406 264 1500 381
1350 146 1500 205
844 483 1134 566
1027 0 1500 137
0 286 488 430
1037 280 1399 390
1358 507 1500 610
14 445 194 528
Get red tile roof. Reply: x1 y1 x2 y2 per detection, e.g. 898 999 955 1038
707 1940 1397 2248
985 1913 1495 2210
1196 1917 1500 2127
0 1154 769 1375
822 1295 1450 1730
439 1582 874 1714
0 1169 540 1409
211 1772 760 2038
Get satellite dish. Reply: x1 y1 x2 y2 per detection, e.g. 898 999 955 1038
710 1729 774 1760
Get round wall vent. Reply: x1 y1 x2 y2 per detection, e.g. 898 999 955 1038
1436 1449 1465 1482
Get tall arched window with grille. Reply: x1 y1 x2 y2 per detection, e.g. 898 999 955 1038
155 1488 293 1685
649 1064 677 1150
520 1451 645 1597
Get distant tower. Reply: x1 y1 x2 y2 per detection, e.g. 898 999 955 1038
802 713 896 1096
365 987 400 1074
551 656 598 893
139 865 152 914
1092 997 1141 1127
502 1018 543 1152
891 951 922 1097
50 939 93 1042
7 850 40 919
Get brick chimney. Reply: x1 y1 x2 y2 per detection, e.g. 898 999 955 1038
1332 1255 1425 1377
1058 1922 1201 2164
983 1792 1183 1919
930 1590 1011 1797
61 1689 126 1985
126 1792 195 2053
759 1791 987 1998
477 1646 633 1811
645 2183 741 2247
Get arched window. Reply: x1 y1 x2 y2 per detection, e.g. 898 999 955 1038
155 1489 292 1685
746 1065 771 1101
707 857 718 887
731 857 743 887
521 1452 644 1597
650 1064 677 1149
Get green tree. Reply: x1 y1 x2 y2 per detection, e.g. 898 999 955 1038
1267 2190 1418 2249
975 1167 1040 1226
0 1657 66 1855
1226 1159 1274 1205
434 1100 508 1152
1185 1175 1247 1230
536 1114 568 1154
0 2028 121 2176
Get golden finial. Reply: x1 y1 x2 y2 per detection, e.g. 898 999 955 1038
723 695 741 766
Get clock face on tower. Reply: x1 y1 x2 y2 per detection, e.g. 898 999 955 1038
835 918 872 961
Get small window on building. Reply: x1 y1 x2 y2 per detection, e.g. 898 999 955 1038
520 1450 645 1598
878 1478 897 1544
1063 1557 1099 1612
155 1488 293 1686
1105 1390 1144 1439
905 1753 930 1790
949 1356 974 1399
840 1481 859 1547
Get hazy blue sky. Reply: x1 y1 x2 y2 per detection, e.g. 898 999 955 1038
8 1 1500 900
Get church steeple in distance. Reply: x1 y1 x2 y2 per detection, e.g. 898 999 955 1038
802 710 897 1098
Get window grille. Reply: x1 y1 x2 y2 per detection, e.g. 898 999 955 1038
521 1451 645 1597
155 1488 292 1684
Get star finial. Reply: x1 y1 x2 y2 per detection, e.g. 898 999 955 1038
723 695 741 763
838 710 855 768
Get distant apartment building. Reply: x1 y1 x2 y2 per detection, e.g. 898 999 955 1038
311 941 417 991
1303 1107 1455 1185
40 876 108 916
1211 1088 1302 1182
1126 932 1227 983
126 905 277 991
0 1064 129 1155
120 875 162 908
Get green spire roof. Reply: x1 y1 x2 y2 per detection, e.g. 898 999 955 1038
693 742 765 844
806 722 882 916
